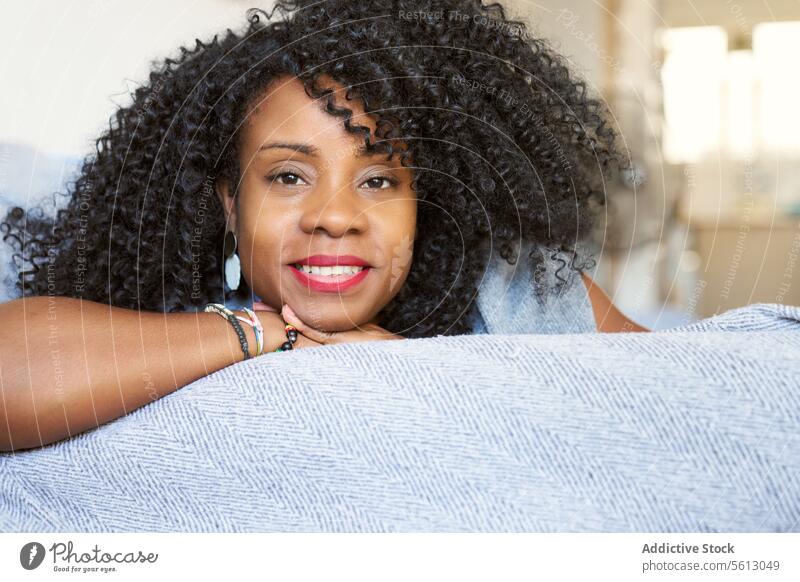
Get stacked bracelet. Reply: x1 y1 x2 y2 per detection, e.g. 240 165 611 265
235 307 264 356
205 302 298 356
204 303 251 360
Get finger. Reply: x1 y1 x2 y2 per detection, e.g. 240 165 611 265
281 304 336 344
252 300 277 312
292 334 324 350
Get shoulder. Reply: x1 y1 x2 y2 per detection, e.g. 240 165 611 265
579 272 650 333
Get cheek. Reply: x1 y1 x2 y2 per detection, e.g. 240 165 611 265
394 199 417 245
374 200 416 277
379 196 416 234
237 203 294 275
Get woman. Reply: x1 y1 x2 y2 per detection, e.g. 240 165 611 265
0 0 645 452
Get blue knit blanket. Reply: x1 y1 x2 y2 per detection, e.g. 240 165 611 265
1 303 799 532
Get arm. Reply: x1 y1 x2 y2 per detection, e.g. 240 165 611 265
0 295 263 452
581 273 650 333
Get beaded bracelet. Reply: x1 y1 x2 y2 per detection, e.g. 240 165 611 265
204 303 251 360
238 310 296 353
274 322 298 352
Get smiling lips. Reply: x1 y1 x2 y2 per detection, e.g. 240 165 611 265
287 254 372 293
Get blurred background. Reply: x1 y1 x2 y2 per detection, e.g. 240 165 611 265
2 0 799 328
507 0 800 328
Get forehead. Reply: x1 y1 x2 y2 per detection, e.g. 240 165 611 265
240 74 380 152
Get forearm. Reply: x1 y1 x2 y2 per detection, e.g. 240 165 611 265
0 295 255 451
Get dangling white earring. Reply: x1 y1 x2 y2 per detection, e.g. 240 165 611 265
224 230 241 291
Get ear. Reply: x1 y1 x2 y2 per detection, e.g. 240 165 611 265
215 178 237 232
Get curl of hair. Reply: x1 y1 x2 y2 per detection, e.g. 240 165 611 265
1 0 618 337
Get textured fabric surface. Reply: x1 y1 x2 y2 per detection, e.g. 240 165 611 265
1 302 799 533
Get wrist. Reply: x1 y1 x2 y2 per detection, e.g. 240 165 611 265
256 312 298 353
203 303 254 361
233 307 263 357
240 318 259 358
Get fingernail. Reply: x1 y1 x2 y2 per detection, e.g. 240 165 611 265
282 304 296 320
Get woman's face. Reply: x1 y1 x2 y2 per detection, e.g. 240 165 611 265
216 74 416 332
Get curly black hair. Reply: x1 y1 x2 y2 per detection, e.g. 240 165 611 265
1 0 618 338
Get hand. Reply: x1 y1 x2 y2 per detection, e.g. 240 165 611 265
279 304 404 346
254 308 323 351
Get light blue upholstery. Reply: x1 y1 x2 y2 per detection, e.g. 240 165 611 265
1 302 798 532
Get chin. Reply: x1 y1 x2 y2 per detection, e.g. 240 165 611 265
293 304 370 332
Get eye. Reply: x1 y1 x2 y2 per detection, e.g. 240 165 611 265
266 171 308 187
361 175 399 190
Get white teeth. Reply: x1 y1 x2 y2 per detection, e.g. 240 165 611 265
294 264 365 276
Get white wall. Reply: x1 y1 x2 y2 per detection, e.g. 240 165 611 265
0 0 257 156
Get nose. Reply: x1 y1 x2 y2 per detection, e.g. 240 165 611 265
298 179 368 238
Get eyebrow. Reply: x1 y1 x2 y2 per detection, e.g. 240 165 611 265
257 141 376 158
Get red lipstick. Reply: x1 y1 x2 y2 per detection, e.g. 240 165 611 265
288 255 372 293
